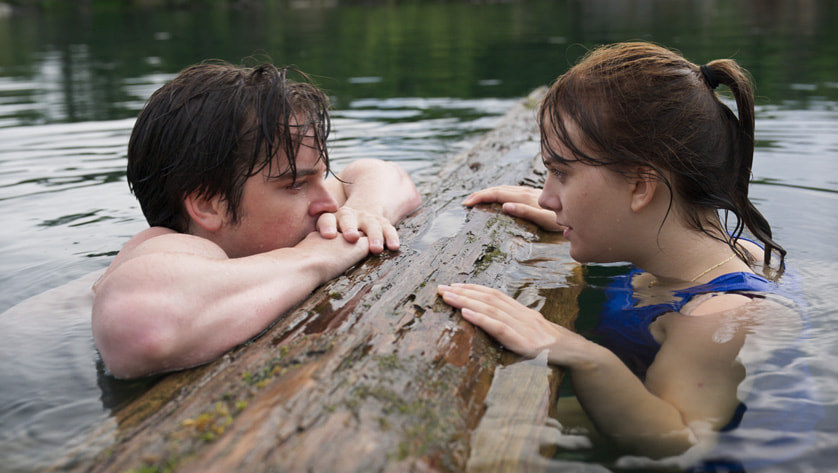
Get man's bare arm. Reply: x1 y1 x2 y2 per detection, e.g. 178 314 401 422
92 231 370 379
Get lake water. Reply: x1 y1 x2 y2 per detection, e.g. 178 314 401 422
1 1 836 472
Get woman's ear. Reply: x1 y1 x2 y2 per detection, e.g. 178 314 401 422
183 191 226 233
629 167 660 212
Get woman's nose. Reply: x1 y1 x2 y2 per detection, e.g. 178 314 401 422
538 186 560 212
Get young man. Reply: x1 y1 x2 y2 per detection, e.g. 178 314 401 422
92 62 421 379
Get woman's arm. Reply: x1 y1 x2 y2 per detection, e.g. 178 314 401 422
437 283 755 457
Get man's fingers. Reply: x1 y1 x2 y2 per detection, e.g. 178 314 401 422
336 211 361 242
317 213 338 239
382 224 400 251
361 220 385 254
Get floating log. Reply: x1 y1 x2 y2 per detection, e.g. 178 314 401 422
56 87 584 473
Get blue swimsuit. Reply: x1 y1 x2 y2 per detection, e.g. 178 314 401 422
592 268 775 380
586 266 823 471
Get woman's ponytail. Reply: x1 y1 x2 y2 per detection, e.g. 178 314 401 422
704 60 786 270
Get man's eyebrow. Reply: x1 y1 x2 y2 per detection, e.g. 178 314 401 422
292 168 322 177
270 167 325 181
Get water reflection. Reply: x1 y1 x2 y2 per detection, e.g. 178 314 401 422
0 271 154 473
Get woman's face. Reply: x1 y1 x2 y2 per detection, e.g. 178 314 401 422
537 121 636 263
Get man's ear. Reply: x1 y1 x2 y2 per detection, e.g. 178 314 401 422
629 167 661 212
183 191 226 233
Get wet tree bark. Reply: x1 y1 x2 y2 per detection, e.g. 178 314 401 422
56 88 584 473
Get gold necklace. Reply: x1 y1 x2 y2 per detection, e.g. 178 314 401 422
690 254 737 282
648 254 737 288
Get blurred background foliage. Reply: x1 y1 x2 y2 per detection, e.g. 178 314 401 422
0 0 835 125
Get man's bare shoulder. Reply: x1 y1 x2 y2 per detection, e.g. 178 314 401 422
94 227 226 292
119 227 176 253
121 227 226 256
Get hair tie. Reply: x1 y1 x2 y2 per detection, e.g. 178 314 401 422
700 64 719 89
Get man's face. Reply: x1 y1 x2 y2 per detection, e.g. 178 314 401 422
214 135 338 258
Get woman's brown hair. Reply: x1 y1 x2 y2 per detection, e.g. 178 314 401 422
539 42 785 270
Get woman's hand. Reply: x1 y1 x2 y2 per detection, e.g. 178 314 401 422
463 185 564 232
436 283 590 365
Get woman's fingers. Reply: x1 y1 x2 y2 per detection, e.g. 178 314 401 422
438 284 513 313
463 185 541 207
438 283 597 367
437 283 564 357
501 203 564 232
460 307 529 352
462 186 563 232
437 284 535 327
439 290 506 322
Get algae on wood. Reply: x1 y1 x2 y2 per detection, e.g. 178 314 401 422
55 88 584 473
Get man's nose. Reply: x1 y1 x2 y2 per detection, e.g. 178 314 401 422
309 183 339 215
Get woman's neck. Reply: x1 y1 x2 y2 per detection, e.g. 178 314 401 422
634 220 751 287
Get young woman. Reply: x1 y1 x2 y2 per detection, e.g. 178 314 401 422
437 42 795 460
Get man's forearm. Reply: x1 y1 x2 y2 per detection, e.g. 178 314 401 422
337 159 421 224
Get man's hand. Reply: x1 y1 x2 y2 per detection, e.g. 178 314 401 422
316 207 398 254
320 159 421 254
463 185 564 232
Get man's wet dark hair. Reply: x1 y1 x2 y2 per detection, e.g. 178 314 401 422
127 61 331 233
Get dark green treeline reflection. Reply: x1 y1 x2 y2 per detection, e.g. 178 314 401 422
0 0 836 125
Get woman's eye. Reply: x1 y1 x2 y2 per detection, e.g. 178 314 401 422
549 167 566 179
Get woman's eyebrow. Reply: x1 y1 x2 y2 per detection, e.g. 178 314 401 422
541 152 565 165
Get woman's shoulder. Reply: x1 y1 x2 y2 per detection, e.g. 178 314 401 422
679 263 782 316
738 237 765 262
687 292 755 316
682 269 792 317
